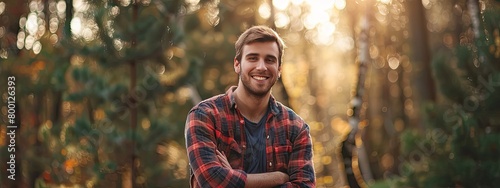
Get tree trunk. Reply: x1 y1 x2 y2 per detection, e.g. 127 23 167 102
467 0 493 72
129 3 139 187
406 0 436 130
344 2 374 186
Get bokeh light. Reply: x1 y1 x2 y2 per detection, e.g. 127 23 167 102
1 0 497 187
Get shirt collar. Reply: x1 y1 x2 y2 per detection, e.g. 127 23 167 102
226 86 280 116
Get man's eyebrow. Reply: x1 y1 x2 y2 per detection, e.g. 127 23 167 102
245 53 259 57
244 53 277 59
266 55 277 59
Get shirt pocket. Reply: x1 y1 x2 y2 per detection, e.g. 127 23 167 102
217 138 243 168
274 145 292 172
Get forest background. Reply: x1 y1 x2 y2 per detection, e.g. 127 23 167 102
0 0 499 187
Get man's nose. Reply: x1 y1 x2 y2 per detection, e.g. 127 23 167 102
256 59 267 70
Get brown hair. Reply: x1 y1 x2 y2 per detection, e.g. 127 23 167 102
234 25 286 66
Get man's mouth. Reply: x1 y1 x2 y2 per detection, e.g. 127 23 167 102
252 76 268 80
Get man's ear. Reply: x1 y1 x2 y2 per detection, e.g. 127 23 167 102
234 58 240 74
278 65 282 78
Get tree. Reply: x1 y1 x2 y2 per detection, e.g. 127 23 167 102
60 0 203 186
406 0 437 129
398 0 500 187
1 0 214 187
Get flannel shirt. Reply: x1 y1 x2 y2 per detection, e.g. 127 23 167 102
185 86 315 188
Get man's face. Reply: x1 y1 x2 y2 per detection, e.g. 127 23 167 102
234 41 281 97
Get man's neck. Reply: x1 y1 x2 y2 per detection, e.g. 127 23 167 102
234 87 270 123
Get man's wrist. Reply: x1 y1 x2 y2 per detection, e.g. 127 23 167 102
274 171 289 184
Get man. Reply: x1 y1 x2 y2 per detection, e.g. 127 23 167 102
185 25 315 188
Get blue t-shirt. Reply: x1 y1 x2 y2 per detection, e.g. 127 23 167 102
243 110 268 173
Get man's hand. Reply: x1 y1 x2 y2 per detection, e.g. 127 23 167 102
216 149 232 169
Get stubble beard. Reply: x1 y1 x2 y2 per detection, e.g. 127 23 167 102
239 71 276 98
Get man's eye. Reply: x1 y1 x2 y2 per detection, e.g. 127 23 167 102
266 58 276 63
248 57 258 61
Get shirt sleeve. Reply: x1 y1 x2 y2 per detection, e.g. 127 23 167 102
185 106 247 188
280 123 316 188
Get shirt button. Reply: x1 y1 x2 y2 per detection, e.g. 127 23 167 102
240 119 244 124
266 135 270 139
269 162 273 167
242 145 246 148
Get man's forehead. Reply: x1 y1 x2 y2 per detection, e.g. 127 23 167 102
242 42 279 55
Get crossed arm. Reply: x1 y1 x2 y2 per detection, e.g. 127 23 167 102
186 132 288 188
186 108 315 188
186 108 289 188
215 150 289 188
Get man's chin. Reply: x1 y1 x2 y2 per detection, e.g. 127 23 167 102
246 87 271 97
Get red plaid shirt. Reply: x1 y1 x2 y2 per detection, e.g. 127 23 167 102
185 86 315 188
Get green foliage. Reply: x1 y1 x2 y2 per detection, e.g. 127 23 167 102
0 0 218 187
398 3 500 187
0 0 270 187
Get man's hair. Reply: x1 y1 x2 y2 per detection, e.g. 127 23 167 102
235 25 286 66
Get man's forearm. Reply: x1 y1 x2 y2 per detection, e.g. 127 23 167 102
245 171 289 188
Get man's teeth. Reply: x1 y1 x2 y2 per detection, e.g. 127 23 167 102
253 76 267 80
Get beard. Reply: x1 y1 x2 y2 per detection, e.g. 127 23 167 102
239 70 277 98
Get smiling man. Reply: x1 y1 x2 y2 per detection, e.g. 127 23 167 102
185 25 316 188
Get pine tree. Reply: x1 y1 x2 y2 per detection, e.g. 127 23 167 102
398 0 500 187
58 0 204 186
0 0 214 187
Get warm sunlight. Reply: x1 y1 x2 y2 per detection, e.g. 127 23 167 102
258 3 271 20
2 0 498 187
70 17 82 36
25 13 38 36
0 2 5 14
379 0 392 4
272 0 290 11
265 0 347 46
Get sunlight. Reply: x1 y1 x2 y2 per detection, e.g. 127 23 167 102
56 0 66 14
33 41 42 54
258 3 271 20
49 17 59 33
275 12 290 28
0 2 5 14
388 56 400 70
120 0 132 7
113 39 124 51
25 35 35 50
16 31 24 49
71 0 95 40
303 11 328 30
186 0 200 5
110 6 120 16
333 35 354 52
71 17 82 36
316 22 336 45
379 0 392 4
335 0 346 10
268 0 348 45
290 0 304 5
305 0 334 11
73 0 89 12
26 13 38 36
273 0 290 11
205 3 220 27
422 0 431 8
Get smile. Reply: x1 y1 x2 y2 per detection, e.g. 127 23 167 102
252 76 269 80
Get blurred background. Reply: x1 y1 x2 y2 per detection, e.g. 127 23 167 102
0 0 499 187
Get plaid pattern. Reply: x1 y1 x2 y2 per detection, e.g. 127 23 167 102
185 86 315 188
